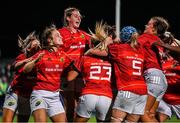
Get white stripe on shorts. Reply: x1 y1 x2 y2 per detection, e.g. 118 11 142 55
153 76 160 84
123 91 131 98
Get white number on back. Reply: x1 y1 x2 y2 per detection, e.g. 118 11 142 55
89 66 111 81
132 60 142 76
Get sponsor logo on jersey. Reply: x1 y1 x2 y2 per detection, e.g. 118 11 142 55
70 44 85 49
45 64 62 72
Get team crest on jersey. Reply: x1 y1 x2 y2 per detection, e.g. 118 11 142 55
7 100 15 106
35 100 42 107
60 57 65 62
81 34 85 39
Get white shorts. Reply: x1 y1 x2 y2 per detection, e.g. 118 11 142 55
157 100 180 119
144 68 168 101
30 90 65 117
113 91 147 115
3 88 31 115
76 94 112 121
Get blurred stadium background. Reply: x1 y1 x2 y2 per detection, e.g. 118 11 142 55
0 0 180 122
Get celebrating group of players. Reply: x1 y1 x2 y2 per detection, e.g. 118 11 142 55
1 7 180 123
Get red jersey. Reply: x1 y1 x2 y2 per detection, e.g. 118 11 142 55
162 59 180 105
15 53 26 63
108 43 147 95
58 27 91 63
138 33 162 70
32 49 72 91
10 54 36 97
75 55 112 98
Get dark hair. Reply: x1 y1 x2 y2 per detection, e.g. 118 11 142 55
104 25 116 40
151 16 169 37
41 24 57 47
63 7 80 26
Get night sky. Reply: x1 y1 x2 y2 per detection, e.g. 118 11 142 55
0 0 179 59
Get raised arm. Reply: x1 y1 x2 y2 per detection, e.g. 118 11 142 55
84 37 113 56
13 58 33 70
23 52 44 73
85 48 108 56
154 41 180 54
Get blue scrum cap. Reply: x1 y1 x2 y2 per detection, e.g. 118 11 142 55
120 26 137 42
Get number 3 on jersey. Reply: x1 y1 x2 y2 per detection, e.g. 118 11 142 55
89 66 111 81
